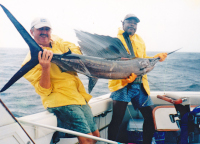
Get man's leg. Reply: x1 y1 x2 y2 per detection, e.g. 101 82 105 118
92 130 100 143
78 131 99 144
48 105 100 144
139 106 155 144
108 100 128 141
78 104 100 144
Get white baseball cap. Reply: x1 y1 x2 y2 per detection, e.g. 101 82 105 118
31 17 52 29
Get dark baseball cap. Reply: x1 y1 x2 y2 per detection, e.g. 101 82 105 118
123 14 140 23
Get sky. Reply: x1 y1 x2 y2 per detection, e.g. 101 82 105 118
0 0 200 52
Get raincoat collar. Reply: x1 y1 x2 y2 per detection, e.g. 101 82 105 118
118 27 135 39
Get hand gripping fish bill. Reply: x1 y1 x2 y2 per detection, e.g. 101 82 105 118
0 4 180 93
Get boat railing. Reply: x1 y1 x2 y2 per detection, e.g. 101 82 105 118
17 118 121 144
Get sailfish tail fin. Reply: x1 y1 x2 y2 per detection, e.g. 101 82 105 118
0 4 43 56
0 4 42 92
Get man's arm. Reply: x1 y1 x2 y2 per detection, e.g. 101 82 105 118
38 49 53 89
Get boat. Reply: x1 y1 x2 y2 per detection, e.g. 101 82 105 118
1 91 200 144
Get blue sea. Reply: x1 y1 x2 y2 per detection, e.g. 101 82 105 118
0 48 200 117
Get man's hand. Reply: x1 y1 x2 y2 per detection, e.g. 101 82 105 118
38 49 53 70
125 73 137 83
153 53 167 62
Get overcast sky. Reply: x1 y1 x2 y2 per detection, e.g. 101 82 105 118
0 0 200 52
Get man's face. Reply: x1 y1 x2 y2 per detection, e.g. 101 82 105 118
30 27 51 47
123 18 137 35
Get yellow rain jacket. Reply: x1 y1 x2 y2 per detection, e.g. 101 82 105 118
108 28 152 95
22 35 92 109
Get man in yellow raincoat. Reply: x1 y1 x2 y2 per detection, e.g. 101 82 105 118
108 14 167 144
22 18 100 144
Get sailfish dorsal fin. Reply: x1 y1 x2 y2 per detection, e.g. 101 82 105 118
75 30 135 59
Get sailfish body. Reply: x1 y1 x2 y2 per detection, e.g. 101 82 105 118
0 4 175 93
52 53 157 79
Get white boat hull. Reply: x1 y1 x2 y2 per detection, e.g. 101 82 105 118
1 91 200 144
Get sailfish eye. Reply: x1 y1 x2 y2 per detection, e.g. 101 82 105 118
140 60 149 67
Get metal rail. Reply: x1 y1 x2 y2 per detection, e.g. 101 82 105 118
18 119 121 144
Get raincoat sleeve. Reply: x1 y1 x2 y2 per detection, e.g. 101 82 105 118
22 52 53 97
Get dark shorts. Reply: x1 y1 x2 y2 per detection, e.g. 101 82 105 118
110 83 154 109
47 103 98 136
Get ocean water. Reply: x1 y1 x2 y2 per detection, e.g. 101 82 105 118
0 48 200 117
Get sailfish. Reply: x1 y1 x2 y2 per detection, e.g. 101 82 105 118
0 4 180 93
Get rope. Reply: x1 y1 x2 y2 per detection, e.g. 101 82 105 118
127 106 139 130
163 59 168 94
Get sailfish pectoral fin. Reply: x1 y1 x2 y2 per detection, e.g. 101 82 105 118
88 77 98 93
0 59 39 93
